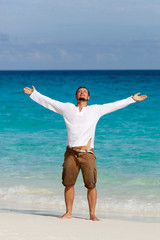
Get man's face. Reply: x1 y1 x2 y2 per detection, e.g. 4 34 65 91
75 88 90 101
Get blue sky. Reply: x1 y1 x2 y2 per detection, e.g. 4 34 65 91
0 0 160 69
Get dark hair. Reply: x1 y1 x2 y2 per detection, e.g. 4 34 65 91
75 86 90 96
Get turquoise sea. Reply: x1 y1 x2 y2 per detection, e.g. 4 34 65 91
0 70 160 221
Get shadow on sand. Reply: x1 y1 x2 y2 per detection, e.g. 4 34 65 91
0 208 89 220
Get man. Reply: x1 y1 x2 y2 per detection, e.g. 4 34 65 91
24 85 147 221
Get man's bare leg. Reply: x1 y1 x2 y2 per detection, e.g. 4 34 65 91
59 185 74 219
87 187 99 221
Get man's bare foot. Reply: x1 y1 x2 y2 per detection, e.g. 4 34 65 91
90 214 100 221
58 213 72 219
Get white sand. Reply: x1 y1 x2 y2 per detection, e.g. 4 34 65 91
0 212 160 240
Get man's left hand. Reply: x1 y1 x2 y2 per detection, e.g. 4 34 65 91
132 92 148 101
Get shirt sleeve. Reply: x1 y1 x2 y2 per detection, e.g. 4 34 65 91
97 96 136 117
30 90 66 115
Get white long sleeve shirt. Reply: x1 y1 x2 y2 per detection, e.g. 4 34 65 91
30 90 136 148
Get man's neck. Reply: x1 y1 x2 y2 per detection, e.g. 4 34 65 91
76 101 87 112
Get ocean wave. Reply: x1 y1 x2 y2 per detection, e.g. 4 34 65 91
0 185 160 219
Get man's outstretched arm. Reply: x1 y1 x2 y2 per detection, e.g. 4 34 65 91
23 85 66 115
97 92 148 117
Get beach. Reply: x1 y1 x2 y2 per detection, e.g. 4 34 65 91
0 211 160 240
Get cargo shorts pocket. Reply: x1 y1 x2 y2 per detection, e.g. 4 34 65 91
94 167 97 184
62 163 65 182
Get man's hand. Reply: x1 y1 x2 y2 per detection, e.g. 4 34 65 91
132 92 148 101
24 86 35 95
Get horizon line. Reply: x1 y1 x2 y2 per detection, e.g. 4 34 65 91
0 69 160 71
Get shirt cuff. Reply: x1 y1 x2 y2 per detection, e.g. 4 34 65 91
30 89 37 99
130 95 136 103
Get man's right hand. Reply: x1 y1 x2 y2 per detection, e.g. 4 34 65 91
24 86 35 95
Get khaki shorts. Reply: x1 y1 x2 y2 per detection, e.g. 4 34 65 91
62 146 97 189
